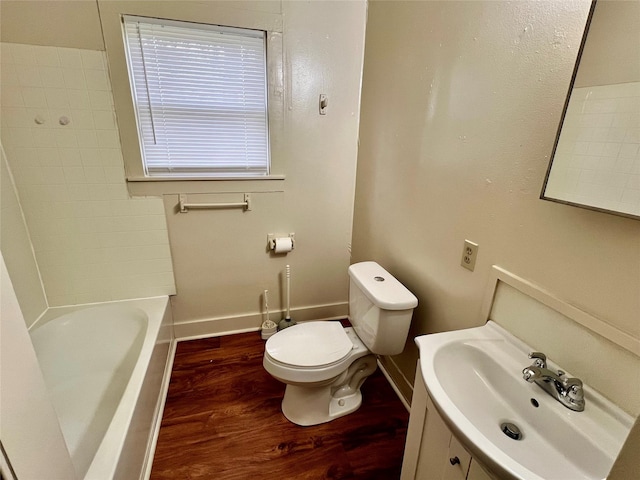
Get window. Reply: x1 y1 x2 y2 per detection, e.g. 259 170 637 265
122 16 270 178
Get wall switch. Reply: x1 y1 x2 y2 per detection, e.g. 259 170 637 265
461 240 479 271
319 94 328 115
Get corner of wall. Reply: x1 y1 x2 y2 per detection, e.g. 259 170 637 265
0 145 48 327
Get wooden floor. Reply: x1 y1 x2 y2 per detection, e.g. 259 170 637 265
150 330 410 480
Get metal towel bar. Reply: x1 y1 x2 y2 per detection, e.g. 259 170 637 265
179 193 251 213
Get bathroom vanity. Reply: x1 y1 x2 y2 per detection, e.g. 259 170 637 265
399 267 639 480
401 366 492 480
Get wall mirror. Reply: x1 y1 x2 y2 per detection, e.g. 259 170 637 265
541 0 640 220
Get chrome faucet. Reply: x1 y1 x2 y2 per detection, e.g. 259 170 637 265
522 352 585 412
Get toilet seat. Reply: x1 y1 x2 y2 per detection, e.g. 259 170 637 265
263 324 369 384
265 321 353 367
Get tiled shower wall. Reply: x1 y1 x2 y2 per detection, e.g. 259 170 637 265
0 43 176 306
545 82 640 216
1 148 47 326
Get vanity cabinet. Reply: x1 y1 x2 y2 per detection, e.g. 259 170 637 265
401 365 494 480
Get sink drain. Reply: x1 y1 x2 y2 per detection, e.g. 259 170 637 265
500 422 522 440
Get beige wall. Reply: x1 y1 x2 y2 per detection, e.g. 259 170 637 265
353 0 640 397
0 0 105 51
165 0 366 329
1 0 366 328
574 0 640 87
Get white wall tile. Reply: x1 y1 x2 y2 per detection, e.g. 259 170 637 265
84 69 109 91
21 88 47 108
83 166 105 183
59 148 82 166
88 90 112 110
34 47 60 67
1 43 14 64
10 44 37 65
79 147 101 166
70 110 95 129
15 65 42 88
96 129 119 147
92 110 115 130
80 50 105 71
53 129 77 148
103 166 124 184
67 89 90 109
45 88 70 108
1 64 20 88
1 86 26 107
76 131 98 148
3 108 33 128
57 49 82 69
1 43 176 307
62 69 86 90
1 151 48 327
63 166 85 184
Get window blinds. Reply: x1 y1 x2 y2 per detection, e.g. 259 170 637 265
122 16 270 177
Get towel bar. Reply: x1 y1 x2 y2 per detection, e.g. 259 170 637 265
179 193 251 213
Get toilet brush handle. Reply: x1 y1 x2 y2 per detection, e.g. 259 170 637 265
285 265 291 318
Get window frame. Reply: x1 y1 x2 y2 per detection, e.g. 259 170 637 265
98 1 285 196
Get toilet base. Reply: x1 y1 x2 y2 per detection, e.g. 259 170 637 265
281 355 377 426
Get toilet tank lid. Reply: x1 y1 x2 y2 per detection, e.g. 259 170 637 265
348 261 418 310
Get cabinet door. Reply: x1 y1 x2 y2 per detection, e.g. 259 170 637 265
414 395 453 479
403 367 494 480
443 435 471 480
467 459 493 480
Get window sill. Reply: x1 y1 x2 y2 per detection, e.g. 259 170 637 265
126 175 285 196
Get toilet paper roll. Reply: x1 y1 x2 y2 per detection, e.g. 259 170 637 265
274 237 293 254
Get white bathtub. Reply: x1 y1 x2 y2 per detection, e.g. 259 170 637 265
30 297 174 480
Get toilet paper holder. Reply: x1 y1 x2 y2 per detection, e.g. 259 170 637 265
267 233 295 252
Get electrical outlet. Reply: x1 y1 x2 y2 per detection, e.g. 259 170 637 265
461 240 479 271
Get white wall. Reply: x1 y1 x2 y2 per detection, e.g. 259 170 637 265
0 43 176 306
352 0 640 398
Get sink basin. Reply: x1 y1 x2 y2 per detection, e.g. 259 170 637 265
416 321 633 480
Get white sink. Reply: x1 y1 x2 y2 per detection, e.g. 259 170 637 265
416 321 633 480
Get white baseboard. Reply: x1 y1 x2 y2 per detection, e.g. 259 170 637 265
173 302 348 341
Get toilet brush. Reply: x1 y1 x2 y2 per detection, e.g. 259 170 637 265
278 265 297 330
261 290 277 340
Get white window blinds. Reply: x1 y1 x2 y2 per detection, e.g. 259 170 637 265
122 16 270 177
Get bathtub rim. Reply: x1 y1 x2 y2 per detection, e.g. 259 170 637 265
28 295 171 333
29 296 174 480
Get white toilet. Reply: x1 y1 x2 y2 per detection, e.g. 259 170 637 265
263 261 418 426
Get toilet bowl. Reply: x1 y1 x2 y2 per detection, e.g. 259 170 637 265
263 261 418 426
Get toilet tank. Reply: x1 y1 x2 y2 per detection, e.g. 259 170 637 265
348 262 418 356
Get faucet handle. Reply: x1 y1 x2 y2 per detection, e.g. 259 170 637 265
528 352 547 368
565 380 585 410
562 376 582 389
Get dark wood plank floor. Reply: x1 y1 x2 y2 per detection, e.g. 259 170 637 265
150 330 410 480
